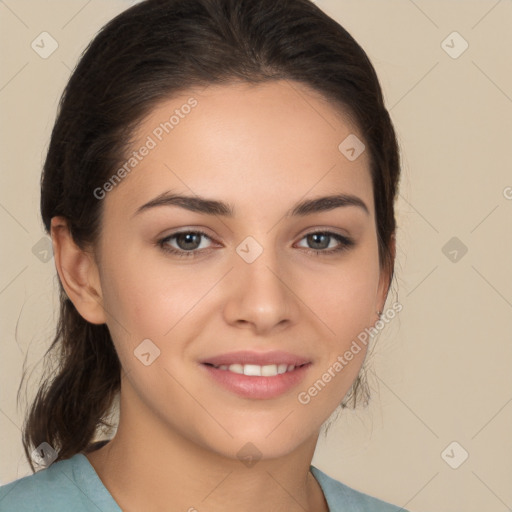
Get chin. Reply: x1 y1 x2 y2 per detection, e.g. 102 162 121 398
197 421 317 464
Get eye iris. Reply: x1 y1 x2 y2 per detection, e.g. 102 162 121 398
308 233 329 250
177 232 202 250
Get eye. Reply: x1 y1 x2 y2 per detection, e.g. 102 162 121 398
158 230 214 258
296 231 355 256
157 229 355 259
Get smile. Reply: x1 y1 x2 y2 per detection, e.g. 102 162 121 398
205 363 306 376
201 362 312 399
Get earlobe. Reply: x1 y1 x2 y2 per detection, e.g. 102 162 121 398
50 216 107 325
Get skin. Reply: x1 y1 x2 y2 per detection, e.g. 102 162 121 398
51 80 394 512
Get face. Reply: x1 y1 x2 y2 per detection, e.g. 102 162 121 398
90 80 389 460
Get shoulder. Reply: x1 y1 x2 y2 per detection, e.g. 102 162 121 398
310 465 409 512
0 455 86 512
0 456 75 512
0 453 120 512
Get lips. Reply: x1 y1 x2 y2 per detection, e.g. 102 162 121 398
199 350 312 399
200 362 311 399
199 350 311 367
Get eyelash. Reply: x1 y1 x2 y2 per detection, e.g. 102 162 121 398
157 229 355 258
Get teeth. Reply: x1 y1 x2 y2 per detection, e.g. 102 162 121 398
261 364 277 376
214 363 301 376
244 364 261 376
228 364 244 374
278 364 288 374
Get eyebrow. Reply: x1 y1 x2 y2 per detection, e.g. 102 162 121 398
132 190 369 218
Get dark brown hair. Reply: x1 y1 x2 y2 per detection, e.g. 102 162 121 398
21 0 400 471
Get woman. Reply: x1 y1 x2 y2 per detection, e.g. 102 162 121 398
0 0 405 510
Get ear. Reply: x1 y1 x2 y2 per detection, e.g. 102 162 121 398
375 232 396 319
50 216 107 325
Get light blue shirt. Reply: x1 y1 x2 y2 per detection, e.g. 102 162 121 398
0 453 409 511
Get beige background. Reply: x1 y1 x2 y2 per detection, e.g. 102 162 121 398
1 1 511 510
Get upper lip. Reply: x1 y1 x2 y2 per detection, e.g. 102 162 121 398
200 350 311 367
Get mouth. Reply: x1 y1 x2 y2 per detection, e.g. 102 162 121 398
200 360 312 399
202 362 309 377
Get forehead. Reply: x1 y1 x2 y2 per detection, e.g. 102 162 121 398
103 80 373 219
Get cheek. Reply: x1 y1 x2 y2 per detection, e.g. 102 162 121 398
304 254 380 338
100 253 216 345
296 261 377 409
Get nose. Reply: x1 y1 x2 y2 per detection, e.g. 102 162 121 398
222 244 300 335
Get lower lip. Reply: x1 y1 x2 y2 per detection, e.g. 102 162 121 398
200 363 312 399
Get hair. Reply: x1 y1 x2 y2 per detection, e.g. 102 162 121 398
20 0 401 471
